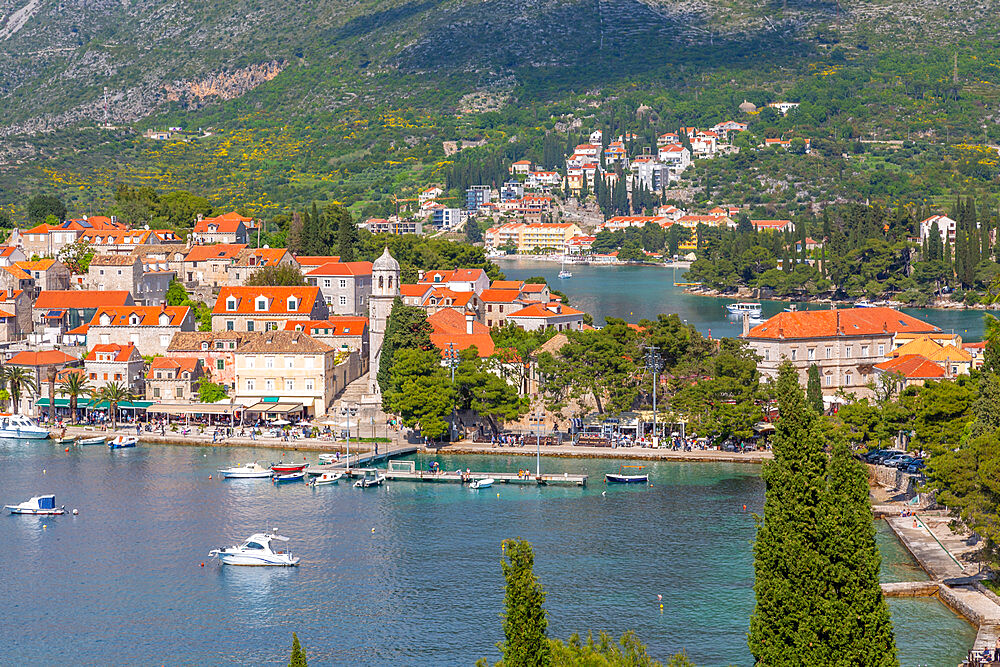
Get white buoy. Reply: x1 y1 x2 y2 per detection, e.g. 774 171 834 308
42 469 46 474
72 509 79 515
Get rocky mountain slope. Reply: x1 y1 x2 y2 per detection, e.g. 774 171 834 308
2 0 997 135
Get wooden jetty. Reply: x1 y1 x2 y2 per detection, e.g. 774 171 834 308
381 468 587 486
304 445 417 475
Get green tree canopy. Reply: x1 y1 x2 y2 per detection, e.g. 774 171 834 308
376 297 433 394
245 264 307 286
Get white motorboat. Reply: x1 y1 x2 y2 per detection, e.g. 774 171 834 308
108 435 138 449
469 477 494 489
5 494 65 515
311 471 344 486
219 462 273 479
208 532 300 566
353 470 385 488
725 302 762 316
77 436 106 445
318 453 339 463
0 414 51 440
606 465 649 484
855 299 873 308
272 471 305 483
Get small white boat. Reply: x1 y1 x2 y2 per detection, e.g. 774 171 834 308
208 532 300 566
0 414 51 440
219 462 273 479
78 436 106 446
725 302 762 316
318 453 339 463
353 470 385 488
311 471 344 486
469 477 494 489
5 494 65 515
108 435 138 449
55 436 76 445
558 269 572 279
855 299 873 308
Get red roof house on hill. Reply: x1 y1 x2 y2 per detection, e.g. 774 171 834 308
428 309 495 357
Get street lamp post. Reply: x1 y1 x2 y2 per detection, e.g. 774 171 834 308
445 342 460 441
535 407 543 477
645 345 663 447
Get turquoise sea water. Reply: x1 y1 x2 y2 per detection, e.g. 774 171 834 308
499 258 988 341
0 443 974 665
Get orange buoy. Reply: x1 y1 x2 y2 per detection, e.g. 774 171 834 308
208 475 213 480
65 447 69 452
200 562 205 567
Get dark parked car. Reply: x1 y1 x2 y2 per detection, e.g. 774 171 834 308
905 460 926 474
862 449 894 463
884 455 916 469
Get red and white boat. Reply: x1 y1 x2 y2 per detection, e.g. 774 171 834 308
270 462 308 474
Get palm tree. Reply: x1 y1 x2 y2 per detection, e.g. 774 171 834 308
0 365 9 411
5 366 37 415
58 372 92 424
92 382 134 431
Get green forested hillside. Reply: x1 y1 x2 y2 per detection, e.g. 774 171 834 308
2 0 1000 221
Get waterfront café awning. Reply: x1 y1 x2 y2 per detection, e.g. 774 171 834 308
243 400 304 417
145 402 242 416
36 398 155 413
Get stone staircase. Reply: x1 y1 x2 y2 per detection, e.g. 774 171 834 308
331 372 390 430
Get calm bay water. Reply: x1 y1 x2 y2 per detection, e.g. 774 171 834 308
0 442 974 666
499 258 988 340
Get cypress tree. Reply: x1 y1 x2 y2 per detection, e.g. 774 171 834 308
822 440 898 665
289 633 308 667
749 363 839 665
376 297 433 395
499 539 550 667
806 364 824 413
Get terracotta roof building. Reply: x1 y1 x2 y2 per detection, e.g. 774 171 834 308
304 261 373 316
145 356 205 402
211 286 328 332
84 343 144 392
506 301 585 333
742 307 940 399
428 308 495 358
88 305 196 355
33 290 135 334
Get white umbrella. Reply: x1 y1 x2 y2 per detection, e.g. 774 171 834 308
272 419 291 426
297 420 313 427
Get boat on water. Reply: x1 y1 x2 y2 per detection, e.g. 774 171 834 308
353 470 385 488
606 465 649 484
725 302 762 316
5 494 65 515
311 471 344 486
317 453 339 463
469 477 494 489
855 299 873 308
108 435 138 449
55 437 76 445
270 462 308 474
558 253 572 279
208 532 300 566
219 462 273 479
77 436 106 446
0 414 51 440
272 471 305 483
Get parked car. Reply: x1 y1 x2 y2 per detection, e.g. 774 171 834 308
875 451 906 465
884 455 915 469
905 460 926 474
862 449 894 463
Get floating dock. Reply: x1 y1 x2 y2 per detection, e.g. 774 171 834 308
304 445 417 475
381 469 587 486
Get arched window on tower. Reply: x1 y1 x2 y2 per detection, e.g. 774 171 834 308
379 275 384 290
388 276 393 289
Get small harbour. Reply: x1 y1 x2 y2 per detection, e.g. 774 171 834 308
0 441 975 665
498 258 991 340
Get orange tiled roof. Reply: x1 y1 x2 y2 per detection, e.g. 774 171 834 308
480 289 523 303
14 259 56 271
305 261 372 277
294 255 341 267
428 309 494 357
212 286 320 315
8 349 78 366
185 244 247 262
746 307 939 340
91 305 190 327
284 316 368 336
400 284 432 298
35 290 132 309
875 354 946 379
85 343 139 362
3 265 31 280
508 302 584 319
488 281 525 290
147 356 201 378
79 229 154 244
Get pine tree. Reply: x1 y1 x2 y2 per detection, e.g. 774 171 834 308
749 363 836 665
332 206 357 262
499 539 550 667
806 364 824 413
287 211 304 255
289 633 308 667
376 297 433 394
823 440 898 665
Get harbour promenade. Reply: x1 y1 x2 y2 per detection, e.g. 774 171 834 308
881 513 1000 664
55 424 772 462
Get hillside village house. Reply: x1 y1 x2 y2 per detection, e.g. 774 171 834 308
360 217 423 236
32 290 134 341
304 261 373 315
84 344 145 393
145 357 205 401
480 288 526 328
226 247 298 286
191 212 251 245
132 244 190 276
15 259 71 295
0 264 34 298
506 301 585 332
0 296 19 342
181 244 246 287
417 268 490 294
6 349 81 414
13 217 125 257
166 332 258 390
232 331 339 418
919 215 958 244
483 222 584 254
0 246 27 266
87 305 196 355
284 316 369 361
79 229 160 255
85 255 174 305
428 308 495 358
211 286 328 332
741 307 941 399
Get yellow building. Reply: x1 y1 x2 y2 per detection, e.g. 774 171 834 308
485 222 583 254
232 331 338 417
